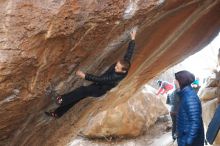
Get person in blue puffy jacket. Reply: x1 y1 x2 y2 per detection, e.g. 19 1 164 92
175 70 204 146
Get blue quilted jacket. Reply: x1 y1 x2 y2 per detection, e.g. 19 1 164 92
177 86 204 146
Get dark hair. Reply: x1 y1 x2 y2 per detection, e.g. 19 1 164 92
175 70 195 89
119 59 130 72
157 80 162 86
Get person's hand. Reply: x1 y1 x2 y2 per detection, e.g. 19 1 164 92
76 70 85 79
130 30 136 40
191 84 198 88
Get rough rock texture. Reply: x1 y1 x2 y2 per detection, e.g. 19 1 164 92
201 49 220 145
206 77 219 88
202 99 220 145
199 87 218 100
0 0 220 145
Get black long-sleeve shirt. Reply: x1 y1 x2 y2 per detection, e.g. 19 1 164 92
85 40 135 90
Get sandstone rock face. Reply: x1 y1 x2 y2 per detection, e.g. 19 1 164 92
0 0 220 145
202 99 220 145
81 85 168 138
199 87 218 101
200 47 220 145
206 77 219 88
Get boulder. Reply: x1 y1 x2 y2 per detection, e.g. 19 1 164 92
81 85 168 138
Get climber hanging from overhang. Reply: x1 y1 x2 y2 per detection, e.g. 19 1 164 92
45 29 137 118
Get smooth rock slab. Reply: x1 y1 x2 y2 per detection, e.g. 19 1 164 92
81 85 168 138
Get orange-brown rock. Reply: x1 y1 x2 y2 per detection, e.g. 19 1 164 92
0 0 220 145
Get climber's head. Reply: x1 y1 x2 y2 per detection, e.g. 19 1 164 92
115 60 130 73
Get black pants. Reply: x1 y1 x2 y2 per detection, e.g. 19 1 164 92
171 113 177 139
54 84 107 117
